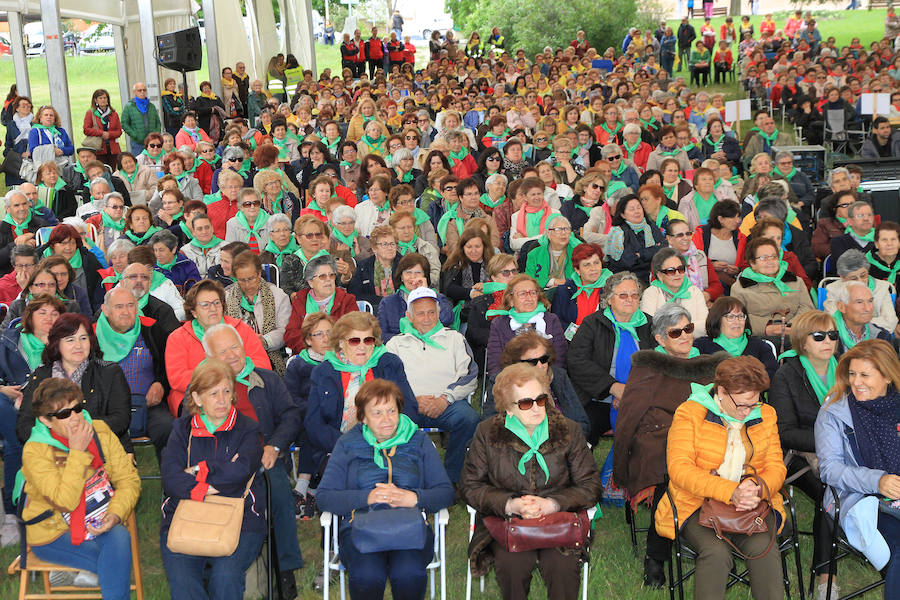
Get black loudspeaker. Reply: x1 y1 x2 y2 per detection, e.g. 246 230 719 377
157 27 202 72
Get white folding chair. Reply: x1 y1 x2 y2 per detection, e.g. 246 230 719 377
464 505 595 600
357 300 374 313
34 226 54 247
320 508 449 600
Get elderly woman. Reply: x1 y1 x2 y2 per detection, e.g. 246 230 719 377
151 228 201 290
284 254 358 353
823 249 899 335
306 312 416 462
654 356 786 599
676 167 719 231
510 179 558 252
16 313 132 452
466 254 519 365
43 224 104 312
815 339 900 598
691 200 744 291
27 104 74 162
160 359 266 600
34 162 77 219
477 173 507 218
486 274 567 377
460 362 602 600
390 183 438 250
639 183 685 234
695 296 778 378
377 253 455 343
668 220 722 301
524 215 580 289
389 210 437 282
354 175 392 238
225 188 272 252
568 271 655 444
21 378 139 600
98 239 133 292
614 304 725 588
317 378 454 600
158 152 203 201
224 250 291 374
154 187 186 232
768 310 840 596
731 237 814 337
604 193 666 282
122 204 160 246
258 213 297 266
348 226 400 311
136 132 165 168
331 204 372 264
550 243 611 333
812 188 855 261
391 147 421 186
867 221 900 285
116 152 156 205
84 192 126 255
255 168 300 223
640 247 709 337
180 212 224 275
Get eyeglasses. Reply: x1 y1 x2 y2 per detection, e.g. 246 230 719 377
197 300 222 310
615 292 641 301
201 148 215 153
346 336 377 346
810 330 839 342
312 271 336 281
404 135 419 141
107 204 125 210
147 144 162 149
666 323 695 339
606 155 622 161
241 201 262 208
727 392 763 411
754 254 780 262
376 241 397 248
519 354 550 366
514 394 549 410
667 231 692 239
301 232 325 239
723 313 747 322
658 265 686 276
497 268 518 277
548 226 571 233
514 289 538 298
46 402 86 420
534 137 548 143
589 183 605 191
836 202 853 210
442 186 457 192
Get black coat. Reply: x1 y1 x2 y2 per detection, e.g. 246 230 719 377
0 214 46 275
606 222 666 282
768 355 823 453
694 335 778 381
830 233 874 266
17 359 132 452
560 196 594 234
567 309 655 407
143 295 181 336
699 134 742 166
786 223 817 280
346 254 401 312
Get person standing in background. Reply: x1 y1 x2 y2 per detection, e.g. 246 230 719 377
121 82 161 156
391 10 404 38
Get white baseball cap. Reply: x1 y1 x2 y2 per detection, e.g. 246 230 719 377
406 286 437 308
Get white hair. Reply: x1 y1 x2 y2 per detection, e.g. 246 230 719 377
201 323 243 356
832 280 872 305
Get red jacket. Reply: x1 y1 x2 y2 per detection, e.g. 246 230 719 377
450 153 478 179
164 316 272 415
366 37 384 60
0 270 21 305
206 193 239 239
387 40 405 62
620 141 653 172
404 42 416 64
353 39 366 62
283 288 359 352
83 109 123 156
193 160 214 195
713 50 733 67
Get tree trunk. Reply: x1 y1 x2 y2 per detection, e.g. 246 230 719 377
730 0 742 16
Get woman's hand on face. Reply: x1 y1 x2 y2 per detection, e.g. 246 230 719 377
879 474 900 500
67 418 94 452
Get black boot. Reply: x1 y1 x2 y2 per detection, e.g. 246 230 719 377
643 555 666 588
279 570 298 600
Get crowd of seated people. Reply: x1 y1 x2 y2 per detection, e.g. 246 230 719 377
5 11 900 600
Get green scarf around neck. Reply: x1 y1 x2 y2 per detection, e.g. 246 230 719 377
714 332 748 357
650 276 691 302
654 345 700 358
833 309 871 350
362 413 419 469
780 350 836 404
480 192 505 208
190 235 224 250
237 210 269 236
687 382 761 424
399 317 445 349
486 305 546 324
324 345 387 374
740 262 792 296
305 291 335 315
845 226 875 244
263 237 299 266
570 269 612 300
448 146 469 166
330 227 358 257
95 312 140 362
866 251 900 285
3 212 31 237
234 356 255 386
504 414 550 484
101 211 125 232
603 306 648 351
125 226 161 245
18 329 45 369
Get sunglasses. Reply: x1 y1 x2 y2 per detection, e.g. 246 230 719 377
658 265 686 275
486 156 500 161
241 201 262 208
46 402 86 420
606 155 622 161
520 354 551 367
514 394 549 410
346 336 377 346
147 144 162 149
589 183 606 191
666 323 695 338
810 330 839 342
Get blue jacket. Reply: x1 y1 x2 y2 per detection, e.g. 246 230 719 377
156 252 202 290
346 254 402 312
305 352 417 456
160 410 266 534
4 119 29 156
610 164 639 192
377 291 455 343
317 424 454 522
27 126 74 156
283 355 318 420
242 367 302 453
0 319 32 386
694 335 778 382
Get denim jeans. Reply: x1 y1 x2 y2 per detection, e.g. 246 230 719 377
268 461 303 571
410 400 480 482
161 528 265 600
32 524 132 600
129 141 144 156
0 393 22 513
878 510 900 593
339 527 433 600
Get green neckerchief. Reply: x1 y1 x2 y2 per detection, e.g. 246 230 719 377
18 328 45 369
413 209 430 227
772 166 796 180
179 221 193 241
833 310 871 350
125 226 161 245
650 276 691 301
306 200 327 218
524 205 551 237
866 251 900 285
603 306 648 352
482 282 507 294
119 167 139 186
95 312 140 362
399 317 445 349
362 413 418 469
681 143 696 153
137 292 149 312
640 117 659 130
240 293 257 313
654 345 700 358
3 212 31 237
480 193 505 208
269 191 284 213
623 139 642 155
237 209 269 237
504 414 550 484
33 123 60 138
101 211 125 232
157 256 177 271
294 247 329 266
234 356 255 386
330 227 358 257
323 345 387 374
687 382 761 424
437 204 466 244
305 291 335 315
448 146 469 167
570 269 612 300
191 318 224 341
361 134 386 149
297 349 320 366
397 236 418 255
655 206 671 229
611 160 627 177
780 350 836 404
693 191 716 224
740 262 792 296
658 146 680 157
272 136 290 160
600 122 622 137
200 411 230 434
486 305 546 324
101 271 123 286
663 182 678 199
704 134 724 152
396 168 414 183
150 270 167 291
262 238 299 266
203 191 222 206
190 235 224 250
714 332 748 357
324 137 341 156
340 159 361 168
758 128 780 144
845 226 875 244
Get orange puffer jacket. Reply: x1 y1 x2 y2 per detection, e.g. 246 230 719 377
654 399 786 540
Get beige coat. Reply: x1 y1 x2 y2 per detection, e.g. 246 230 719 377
640 283 710 337
730 271 814 335
823 278 899 333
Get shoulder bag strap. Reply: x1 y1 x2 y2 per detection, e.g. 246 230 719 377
241 472 257 499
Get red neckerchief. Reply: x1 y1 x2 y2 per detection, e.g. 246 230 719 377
486 290 505 319
49 430 103 546
340 370 374 395
575 288 602 326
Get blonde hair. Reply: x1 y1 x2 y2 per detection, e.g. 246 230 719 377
186 359 236 416
788 310 836 356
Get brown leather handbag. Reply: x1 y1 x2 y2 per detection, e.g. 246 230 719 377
483 510 591 553
698 466 776 560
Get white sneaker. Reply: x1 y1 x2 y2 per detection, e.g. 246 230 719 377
817 581 840 600
73 571 99 587
0 514 19 547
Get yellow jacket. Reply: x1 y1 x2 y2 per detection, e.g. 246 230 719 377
655 399 786 540
21 419 140 546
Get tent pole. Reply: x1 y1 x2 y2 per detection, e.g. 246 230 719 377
113 25 130 112
201 0 222 98
40 0 72 133
8 12 30 100
137 0 162 114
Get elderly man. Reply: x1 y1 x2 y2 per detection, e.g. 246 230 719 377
385 287 480 482
120 259 181 332
20 182 58 226
770 151 815 217
831 280 892 356
831 201 876 264
824 249 899 336
125 245 186 320
75 177 111 220
96 286 173 458
742 115 792 171
202 323 302 597
0 245 38 304
0 190 46 274
121 82 161 156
